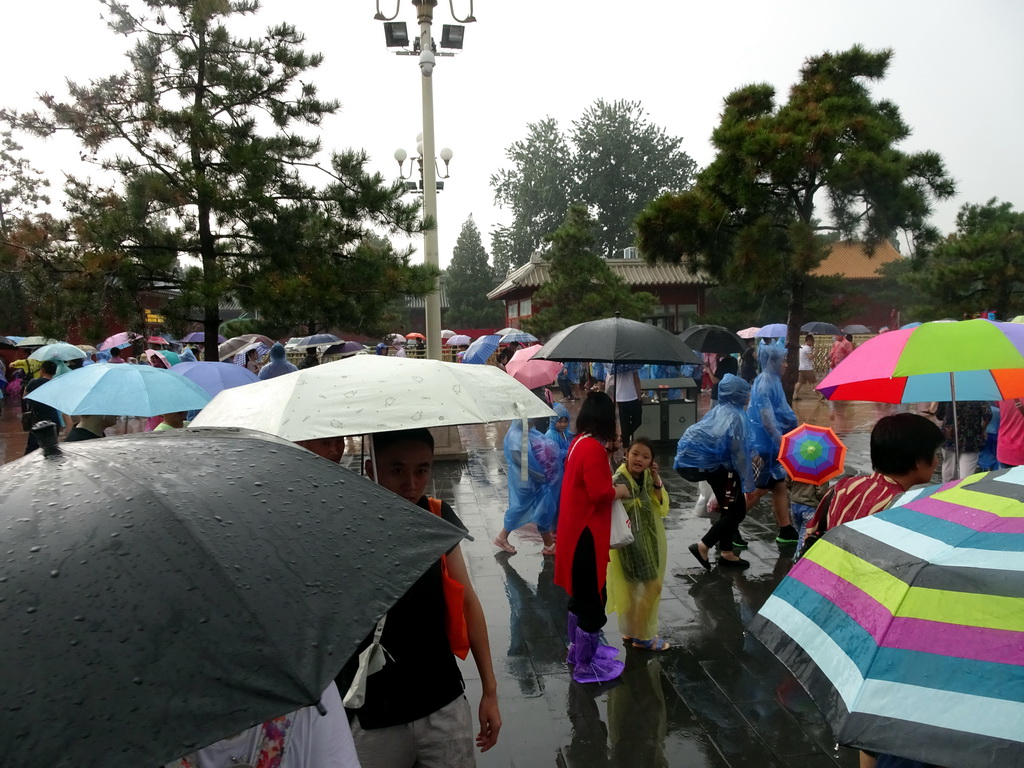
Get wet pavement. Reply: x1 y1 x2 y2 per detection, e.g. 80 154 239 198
0 394 912 767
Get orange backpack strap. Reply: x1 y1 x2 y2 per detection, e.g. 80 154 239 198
428 498 470 659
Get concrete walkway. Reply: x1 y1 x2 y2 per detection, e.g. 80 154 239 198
409 399 897 768
0 394 907 767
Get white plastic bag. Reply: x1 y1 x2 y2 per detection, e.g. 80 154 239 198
609 498 634 549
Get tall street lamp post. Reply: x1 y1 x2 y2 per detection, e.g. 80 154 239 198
375 0 475 361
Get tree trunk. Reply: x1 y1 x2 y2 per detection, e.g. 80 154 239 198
192 22 220 363
783 275 805 403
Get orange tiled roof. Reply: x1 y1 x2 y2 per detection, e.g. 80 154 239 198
810 240 902 279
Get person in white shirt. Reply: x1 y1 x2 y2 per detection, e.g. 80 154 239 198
793 334 821 401
608 365 643 445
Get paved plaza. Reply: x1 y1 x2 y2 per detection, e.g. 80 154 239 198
0 397 902 767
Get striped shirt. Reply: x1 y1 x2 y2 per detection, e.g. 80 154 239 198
815 473 904 530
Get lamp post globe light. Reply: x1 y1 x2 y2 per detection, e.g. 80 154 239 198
375 1 475 361
394 135 453 195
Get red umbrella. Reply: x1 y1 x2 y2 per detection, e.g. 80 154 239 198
778 423 847 486
505 344 563 390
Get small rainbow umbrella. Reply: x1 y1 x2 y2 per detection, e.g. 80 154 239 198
778 423 846 486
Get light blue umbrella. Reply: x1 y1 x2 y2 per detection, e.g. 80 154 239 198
500 330 538 345
29 342 88 361
462 334 502 364
755 323 788 338
24 363 211 417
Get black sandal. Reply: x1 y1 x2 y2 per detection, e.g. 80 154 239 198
688 543 711 571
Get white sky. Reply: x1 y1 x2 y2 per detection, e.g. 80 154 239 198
4 0 1023 268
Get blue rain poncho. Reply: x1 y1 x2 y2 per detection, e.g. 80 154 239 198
673 374 755 492
544 402 574 461
747 344 797 476
503 419 563 533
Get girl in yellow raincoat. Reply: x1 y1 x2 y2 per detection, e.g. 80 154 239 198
606 436 670 650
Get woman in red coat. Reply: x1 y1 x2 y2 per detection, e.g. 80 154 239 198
554 392 631 683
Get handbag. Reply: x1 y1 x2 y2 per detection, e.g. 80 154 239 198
609 497 634 549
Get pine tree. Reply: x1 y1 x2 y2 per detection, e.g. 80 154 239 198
525 205 653 338
444 216 503 328
3 0 432 356
636 46 954 392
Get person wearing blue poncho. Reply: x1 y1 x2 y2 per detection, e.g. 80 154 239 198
493 419 563 556
746 343 800 543
674 374 755 568
544 402 574 538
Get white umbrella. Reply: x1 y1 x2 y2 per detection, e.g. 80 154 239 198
191 355 555 441
28 342 88 361
445 334 471 346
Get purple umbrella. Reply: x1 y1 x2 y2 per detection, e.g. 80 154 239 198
181 331 227 344
170 361 258 398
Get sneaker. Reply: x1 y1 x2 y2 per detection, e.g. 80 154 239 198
732 535 748 549
776 525 799 543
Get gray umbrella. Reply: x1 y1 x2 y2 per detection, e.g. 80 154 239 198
678 324 745 355
801 321 843 335
532 314 701 365
0 424 466 768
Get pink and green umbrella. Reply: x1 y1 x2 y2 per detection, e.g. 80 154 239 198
779 423 847 486
817 319 1024 404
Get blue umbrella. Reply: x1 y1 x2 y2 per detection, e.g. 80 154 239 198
500 330 538 345
462 334 502 365
755 323 788 338
24 363 211 417
170 361 258 398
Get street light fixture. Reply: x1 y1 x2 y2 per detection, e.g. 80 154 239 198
374 0 476 361
394 138 453 193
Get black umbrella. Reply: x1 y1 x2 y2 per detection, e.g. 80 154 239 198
288 333 342 349
533 315 701 366
801 321 843 335
1 425 466 768
678 324 745 355
842 323 872 335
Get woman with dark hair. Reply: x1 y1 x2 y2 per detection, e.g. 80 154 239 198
554 392 631 684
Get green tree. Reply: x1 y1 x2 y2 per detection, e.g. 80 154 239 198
0 132 52 332
3 0 432 358
524 205 653 338
444 216 504 328
636 45 954 392
491 99 696 271
893 199 1024 320
490 118 572 278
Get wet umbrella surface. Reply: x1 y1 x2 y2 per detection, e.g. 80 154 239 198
0 426 467 768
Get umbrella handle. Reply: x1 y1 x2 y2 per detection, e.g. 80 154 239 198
515 402 529 484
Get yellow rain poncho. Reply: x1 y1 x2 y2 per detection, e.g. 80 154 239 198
606 463 669 642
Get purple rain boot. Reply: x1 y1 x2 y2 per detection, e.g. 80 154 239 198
571 627 624 684
566 611 579 665
567 612 619 665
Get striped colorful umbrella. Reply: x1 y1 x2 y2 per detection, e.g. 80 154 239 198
750 468 1024 767
778 423 846 486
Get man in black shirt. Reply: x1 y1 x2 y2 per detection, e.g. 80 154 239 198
337 428 501 767
23 360 63 454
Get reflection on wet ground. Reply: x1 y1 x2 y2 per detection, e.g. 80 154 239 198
0 393 907 767
426 397 893 768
